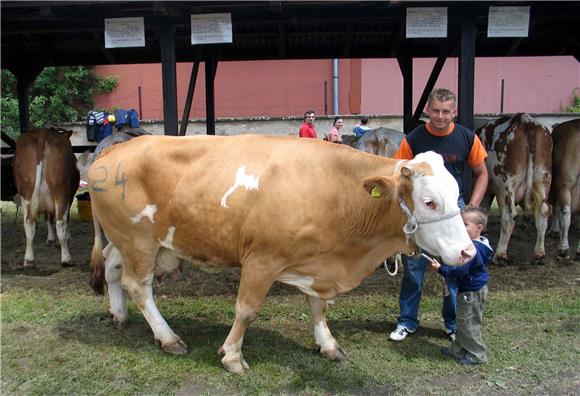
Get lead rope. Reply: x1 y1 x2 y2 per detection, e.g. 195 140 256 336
383 253 402 276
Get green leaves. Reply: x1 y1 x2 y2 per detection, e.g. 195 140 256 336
0 67 118 137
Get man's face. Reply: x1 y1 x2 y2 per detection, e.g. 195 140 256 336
305 113 315 125
426 100 456 132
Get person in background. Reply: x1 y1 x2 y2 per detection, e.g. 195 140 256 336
430 206 492 365
325 116 344 143
299 110 317 138
389 87 488 343
353 115 372 138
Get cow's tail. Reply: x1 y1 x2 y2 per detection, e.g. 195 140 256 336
90 200 106 295
523 124 536 219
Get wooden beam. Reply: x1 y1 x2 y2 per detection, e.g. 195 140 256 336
158 21 178 135
179 61 200 136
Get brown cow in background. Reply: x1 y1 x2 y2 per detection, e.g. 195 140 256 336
476 113 552 266
13 127 80 268
549 119 580 260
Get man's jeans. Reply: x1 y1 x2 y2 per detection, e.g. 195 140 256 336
396 253 458 332
396 195 464 332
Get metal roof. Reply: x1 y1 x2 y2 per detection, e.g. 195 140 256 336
2 1 579 72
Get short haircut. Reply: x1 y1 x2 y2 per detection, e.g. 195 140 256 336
428 88 456 108
304 110 316 120
360 116 369 125
333 116 343 126
462 206 488 230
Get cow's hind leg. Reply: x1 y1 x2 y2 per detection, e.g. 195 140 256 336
219 265 274 373
121 250 187 355
21 199 36 268
495 194 515 266
103 243 128 327
307 295 346 362
55 203 73 266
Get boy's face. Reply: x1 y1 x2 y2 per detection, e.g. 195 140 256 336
463 214 483 240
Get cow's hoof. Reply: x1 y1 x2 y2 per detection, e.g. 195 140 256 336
556 249 570 261
46 240 57 247
61 261 75 268
494 257 510 267
156 337 188 355
218 347 249 374
316 344 347 362
548 230 560 238
531 255 546 266
23 260 35 269
108 310 129 329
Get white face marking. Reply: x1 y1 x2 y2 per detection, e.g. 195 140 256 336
276 273 319 297
131 204 158 224
220 166 260 208
158 226 176 250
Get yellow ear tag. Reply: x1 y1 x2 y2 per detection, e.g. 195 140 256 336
371 186 381 198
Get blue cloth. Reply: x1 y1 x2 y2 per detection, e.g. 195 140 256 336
353 125 371 138
438 237 493 292
396 197 466 332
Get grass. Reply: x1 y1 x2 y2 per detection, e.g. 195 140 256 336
1 277 578 395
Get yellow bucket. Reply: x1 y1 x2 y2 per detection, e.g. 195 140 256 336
77 200 92 221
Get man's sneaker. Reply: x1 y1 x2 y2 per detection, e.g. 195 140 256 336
389 325 415 341
445 328 456 342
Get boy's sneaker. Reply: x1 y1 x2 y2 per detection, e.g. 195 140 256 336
389 325 415 341
445 328 456 342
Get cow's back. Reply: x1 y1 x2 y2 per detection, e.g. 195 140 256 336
355 127 404 157
478 113 551 207
14 128 79 211
90 135 395 266
550 119 580 215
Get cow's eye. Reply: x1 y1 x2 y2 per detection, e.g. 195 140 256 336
425 200 436 209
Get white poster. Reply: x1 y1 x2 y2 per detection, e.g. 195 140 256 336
488 6 530 37
191 13 232 45
406 7 447 38
104 17 145 48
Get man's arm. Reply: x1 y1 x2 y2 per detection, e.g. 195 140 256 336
469 162 488 207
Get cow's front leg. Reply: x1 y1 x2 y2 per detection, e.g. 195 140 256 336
531 201 550 264
21 200 36 268
122 255 187 355
219 265 273 374
55 206 73 266
495 201 515 266
103 243 128 327
307 295 346 362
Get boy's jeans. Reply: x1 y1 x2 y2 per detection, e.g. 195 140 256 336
396 252 458 332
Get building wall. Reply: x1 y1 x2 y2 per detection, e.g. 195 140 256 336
94 56 579 121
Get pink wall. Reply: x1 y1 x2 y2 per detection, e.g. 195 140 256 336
94 56 579 120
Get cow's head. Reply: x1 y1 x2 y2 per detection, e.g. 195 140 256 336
365 151 475 265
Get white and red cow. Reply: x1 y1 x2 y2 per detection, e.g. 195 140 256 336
13 127 80 268
549 119 580 260
88 135 475 373
476 113 552 265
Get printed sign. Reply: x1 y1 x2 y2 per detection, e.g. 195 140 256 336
104 17 145 48
406 7 447 38
488 6 530 37
191 13 232 45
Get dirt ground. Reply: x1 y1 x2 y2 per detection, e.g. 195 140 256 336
1 203 578 296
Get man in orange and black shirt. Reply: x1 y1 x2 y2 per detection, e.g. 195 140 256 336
389 88 489 344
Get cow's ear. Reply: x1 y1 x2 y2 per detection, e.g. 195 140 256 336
64 129 74 138
400 165 414 178
363 176 395 198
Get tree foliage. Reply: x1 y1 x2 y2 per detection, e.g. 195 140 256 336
1 67 118 139
564 88 580 113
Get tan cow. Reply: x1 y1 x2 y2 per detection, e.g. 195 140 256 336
549 119 580 260
88 135 475 373
476 113 552 265
355 127 405 157
13 127 80 267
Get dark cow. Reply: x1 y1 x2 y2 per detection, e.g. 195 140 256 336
354 127 405 157
549 119 580 260
88 135 476 373
13 127 80 267
476 113 552 265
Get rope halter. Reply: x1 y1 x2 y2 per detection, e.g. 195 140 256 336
398 198 461 237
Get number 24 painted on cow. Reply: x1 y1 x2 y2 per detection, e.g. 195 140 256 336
91 163 127 200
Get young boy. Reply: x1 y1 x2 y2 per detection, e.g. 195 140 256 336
429 206 493 365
